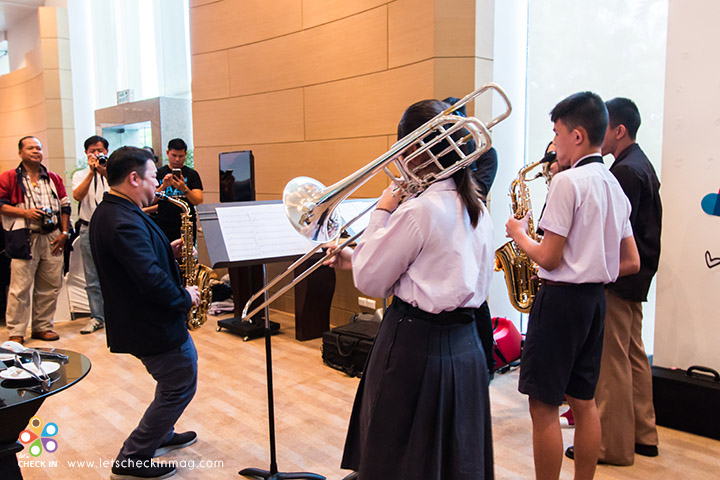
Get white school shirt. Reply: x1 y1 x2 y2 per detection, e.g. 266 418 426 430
351 179 495 313
537 156 633 284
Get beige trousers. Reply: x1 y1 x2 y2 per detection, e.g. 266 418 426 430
595 290 658 465
5 232 64 337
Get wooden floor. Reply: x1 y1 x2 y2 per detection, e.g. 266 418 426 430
13 311 720 479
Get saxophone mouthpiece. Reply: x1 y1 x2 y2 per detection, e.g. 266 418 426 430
155 191 167 200
541 151 557 164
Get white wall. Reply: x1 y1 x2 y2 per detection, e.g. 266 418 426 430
491 1 668 356
654 0 720 369
66 0 192 162
6 10 39 71
488 0 529 327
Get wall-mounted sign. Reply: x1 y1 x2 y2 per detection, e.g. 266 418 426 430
116 89 134 104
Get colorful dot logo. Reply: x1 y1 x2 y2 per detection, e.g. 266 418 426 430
18 416 58 457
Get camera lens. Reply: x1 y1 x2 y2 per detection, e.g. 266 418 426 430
40 208 56 232
96 154 108 166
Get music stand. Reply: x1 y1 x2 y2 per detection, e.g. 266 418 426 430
198 201 325 480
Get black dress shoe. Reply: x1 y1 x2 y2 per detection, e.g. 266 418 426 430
153 431 197 457
111 458 176 479
565 446 575 460
635 443 659 457
564 446 608 464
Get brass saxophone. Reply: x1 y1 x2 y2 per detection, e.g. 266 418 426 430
155 192 213 329
494 153 554 313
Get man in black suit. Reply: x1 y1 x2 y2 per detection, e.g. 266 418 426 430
90 146 200 479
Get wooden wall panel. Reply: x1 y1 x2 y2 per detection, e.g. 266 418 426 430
0 67 45 165
302 0 390 28
40 38 71 70
251 137 391 197
190 0 493 323
26 73 47 106
190 0 302 55
44 98 74 129
38 6 75 177
192 89 305 147
42 68 73 100
228 8 388 97
194 136 390 201
44 127 75 171
0 104 47 139
189 0 220 7
430 56 498 119
304 61 435 141
0 82 30 113
435 0 481 58
388 0 435 68
191 51 230 101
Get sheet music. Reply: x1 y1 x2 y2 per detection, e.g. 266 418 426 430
215 204 316 262
337 199 377 237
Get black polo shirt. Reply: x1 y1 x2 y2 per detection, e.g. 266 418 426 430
606 143 662 302
155 165 203 242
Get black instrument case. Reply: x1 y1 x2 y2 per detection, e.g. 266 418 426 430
652 365 720 440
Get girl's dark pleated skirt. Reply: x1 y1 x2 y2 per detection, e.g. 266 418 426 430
340 301 494 480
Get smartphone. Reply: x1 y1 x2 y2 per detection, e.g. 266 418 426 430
172 168 182 179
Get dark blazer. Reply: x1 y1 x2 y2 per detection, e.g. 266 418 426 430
90 192 191 356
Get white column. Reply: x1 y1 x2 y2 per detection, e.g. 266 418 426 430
488 0 529 328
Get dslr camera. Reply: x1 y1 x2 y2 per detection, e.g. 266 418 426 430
95 154 108 166
39 207 56 232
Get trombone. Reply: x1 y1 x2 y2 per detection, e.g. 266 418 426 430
240 83 512 322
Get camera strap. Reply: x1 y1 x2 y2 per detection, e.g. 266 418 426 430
23 174 59 224
91 172 106 208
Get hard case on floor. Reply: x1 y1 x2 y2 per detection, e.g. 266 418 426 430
492 317 523 371
322 319 380 377
652 365 720 440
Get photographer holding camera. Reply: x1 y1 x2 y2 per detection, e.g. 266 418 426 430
72 135 111 334
0 136 71 344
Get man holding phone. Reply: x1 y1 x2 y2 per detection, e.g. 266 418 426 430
153 138 203 242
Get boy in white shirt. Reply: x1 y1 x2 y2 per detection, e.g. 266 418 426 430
506 91 640 480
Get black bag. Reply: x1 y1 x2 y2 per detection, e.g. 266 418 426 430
2 228 31 259
652 365 720 440
322 319 380 377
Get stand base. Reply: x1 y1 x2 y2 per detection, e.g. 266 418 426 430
239 467 325 479
217 317 280 341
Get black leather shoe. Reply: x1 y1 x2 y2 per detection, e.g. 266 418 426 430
564 446 608 464
635 443 659 457
565 446 575 460
153 431 197 457
111 458 176 479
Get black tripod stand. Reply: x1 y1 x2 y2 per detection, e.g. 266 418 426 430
239 265 325 480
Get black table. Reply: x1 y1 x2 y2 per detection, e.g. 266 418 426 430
0 349 91 479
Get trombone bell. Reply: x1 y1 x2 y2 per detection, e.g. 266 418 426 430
283 176 341 243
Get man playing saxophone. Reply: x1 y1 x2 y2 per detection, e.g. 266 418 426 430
90 146 200 479
505 92 640 480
